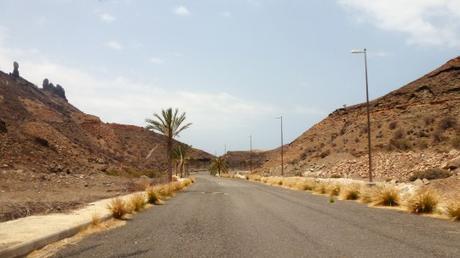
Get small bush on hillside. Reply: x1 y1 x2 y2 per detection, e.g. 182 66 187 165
373 186 400 206
409 168 451 181
341 184 361 200
424 116 435 126
107 198 129 219
330 174 342 178
451 136 460 150
388 121 398 130
320 150 331 159
389 138 411 151
130 194 146 212
393 129 405 139
407 189 438 214
446 201 460 221
438 117 457 131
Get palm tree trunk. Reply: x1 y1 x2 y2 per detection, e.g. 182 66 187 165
167 138 173 182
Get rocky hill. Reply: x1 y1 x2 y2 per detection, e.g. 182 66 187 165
256 57 460 182
223 150 274 171
0 67 213 221
0 69 212 176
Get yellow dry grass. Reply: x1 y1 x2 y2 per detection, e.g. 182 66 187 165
129 193 146 212
107 198 130 219
341 184 361 200
446 201 460 221
406 189 439 214
372 186 400 207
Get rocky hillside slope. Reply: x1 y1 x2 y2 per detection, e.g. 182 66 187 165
0 70 213 177
257 57 460 181
223 150 274 171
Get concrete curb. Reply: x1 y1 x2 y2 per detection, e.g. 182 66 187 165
0 192 142 258
0 213 112 258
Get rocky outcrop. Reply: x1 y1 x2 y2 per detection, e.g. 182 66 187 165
42 78 67 101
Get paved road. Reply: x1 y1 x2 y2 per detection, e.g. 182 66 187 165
53 175 460 258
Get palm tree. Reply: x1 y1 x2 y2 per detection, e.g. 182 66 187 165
146 108 191 182
210 157 228 176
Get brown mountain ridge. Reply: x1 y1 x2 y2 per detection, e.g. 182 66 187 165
252 57 460 185
0 67 212 221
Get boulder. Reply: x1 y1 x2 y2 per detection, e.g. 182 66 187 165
413 178 424 186
443 156 460 170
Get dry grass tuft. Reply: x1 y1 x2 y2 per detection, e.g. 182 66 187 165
107 198 130 219
146 187 162 204
327 184 341 196
314 182 328 195
158 184 174 197
373 186 400 206
130 193 146 212
295 179 316 191
91 213 101 226
406 189 439 214
341 184 361 200
248 175 262 181
359 186 374 204
446 201 460 221
183 178 193 187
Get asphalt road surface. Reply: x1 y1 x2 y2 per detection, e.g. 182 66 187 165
53 175 460 258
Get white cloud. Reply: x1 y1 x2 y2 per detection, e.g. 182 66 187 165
0 40 280 150
173 5 191 16
99 13 116 23
339 0 460 48
149 57 164 64
105 40 123 50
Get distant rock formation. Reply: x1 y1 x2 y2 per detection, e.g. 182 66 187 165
11 61 19 78
42 78 67 101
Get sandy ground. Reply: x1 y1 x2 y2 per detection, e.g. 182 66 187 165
0 169 159 222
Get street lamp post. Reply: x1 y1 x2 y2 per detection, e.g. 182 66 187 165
276 116 284 176
351 48 373 183
249 135 253 173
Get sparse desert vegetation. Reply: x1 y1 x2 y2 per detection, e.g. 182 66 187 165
129 194 147 212
107 198 130 219
406 189 439 214
446 201 460 221
233 175 458 222
107 178 195 219
341 184 361 200
372 186 400 206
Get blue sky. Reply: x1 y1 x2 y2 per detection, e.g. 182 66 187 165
0 0 459 155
